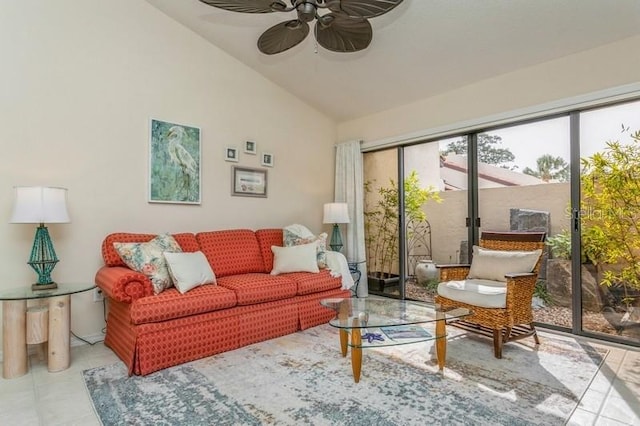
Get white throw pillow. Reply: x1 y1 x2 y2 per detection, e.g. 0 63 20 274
164 251 216 294
270 243 320 275
467 246 542 282
283 224 328 268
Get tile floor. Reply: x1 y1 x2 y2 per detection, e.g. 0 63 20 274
0 331 638 426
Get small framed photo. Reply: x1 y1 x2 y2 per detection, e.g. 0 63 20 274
261 152 274 167
232 166 267 198
225 147 239 162
244 140 257 155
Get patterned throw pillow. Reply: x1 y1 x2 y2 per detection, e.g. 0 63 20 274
283 224 328 268
113 233 183 294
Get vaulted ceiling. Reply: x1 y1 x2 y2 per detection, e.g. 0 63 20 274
147 0 640 121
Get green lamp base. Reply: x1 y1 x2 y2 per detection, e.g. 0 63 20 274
329 223 343 252
27 224 60 289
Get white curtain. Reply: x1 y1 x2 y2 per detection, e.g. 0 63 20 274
334 140 368 297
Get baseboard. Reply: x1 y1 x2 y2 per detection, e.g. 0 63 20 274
0 332 106 362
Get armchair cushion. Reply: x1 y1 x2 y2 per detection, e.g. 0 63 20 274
467 246 541 282
437 279 507 308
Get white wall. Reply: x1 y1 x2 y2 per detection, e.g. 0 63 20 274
0 1 337 346
338 35 640 144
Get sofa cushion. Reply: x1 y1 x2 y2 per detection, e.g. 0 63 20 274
255 229 283 272
217 273 297 305
164 251 216 294
130 284 237 324
270 243 319 275
113 234 183 295
467 246 542 282
437 279 507 308
102 232 199 267
197 230 266 277
284 270 342 295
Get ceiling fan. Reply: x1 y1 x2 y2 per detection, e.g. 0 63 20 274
198 0 404 55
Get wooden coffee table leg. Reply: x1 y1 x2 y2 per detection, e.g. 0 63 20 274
339 329 348 357
435 313 446 371
48 295 70 372
351 327 362 383
2 300 28 379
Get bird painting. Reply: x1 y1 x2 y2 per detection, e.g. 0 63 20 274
166 125 198 199
149 119 201 204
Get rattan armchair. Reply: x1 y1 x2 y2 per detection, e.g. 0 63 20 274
435 231 546 358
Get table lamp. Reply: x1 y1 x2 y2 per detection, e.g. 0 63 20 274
10 186 70 290
323 202 350 252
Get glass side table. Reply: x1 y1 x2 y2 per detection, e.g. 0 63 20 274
0 283 95 379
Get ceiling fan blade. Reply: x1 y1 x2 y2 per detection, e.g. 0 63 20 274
198 0 286 13
327 0 404 18
315 14 372 53
258 20 310 55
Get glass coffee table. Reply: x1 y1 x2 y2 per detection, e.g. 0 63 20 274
320 297 471 383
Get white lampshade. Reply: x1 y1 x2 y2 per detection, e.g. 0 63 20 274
10 186 70 224
323 202 350 224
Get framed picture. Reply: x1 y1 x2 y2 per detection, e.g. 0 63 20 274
232 166 267 198
149 118 201 204
244 140 257 155
225 147 239 162
261 152 274 167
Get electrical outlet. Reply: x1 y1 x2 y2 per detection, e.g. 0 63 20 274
93 288 104 303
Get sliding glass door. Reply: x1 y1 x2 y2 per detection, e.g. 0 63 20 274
578 100 640 344
474 118 572 330
402 138 468 302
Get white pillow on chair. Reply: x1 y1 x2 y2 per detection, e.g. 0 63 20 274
467 246 542 282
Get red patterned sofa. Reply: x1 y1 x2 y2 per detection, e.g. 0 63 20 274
95 228 350 376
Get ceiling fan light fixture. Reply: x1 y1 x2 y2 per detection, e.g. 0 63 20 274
296 2 317 22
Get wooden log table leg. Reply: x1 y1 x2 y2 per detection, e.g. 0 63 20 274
2 300 28 379
27 305 49 363
435 311 447 371
47 295 70 372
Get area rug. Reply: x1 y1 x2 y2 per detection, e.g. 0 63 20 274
83 325 607 426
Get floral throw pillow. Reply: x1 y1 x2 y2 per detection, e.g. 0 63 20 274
113 233 183 294
283 224 328 269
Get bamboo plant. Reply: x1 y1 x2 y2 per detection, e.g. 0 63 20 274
364 171 441 279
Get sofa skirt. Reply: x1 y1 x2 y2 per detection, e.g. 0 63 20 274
104 288 350 376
